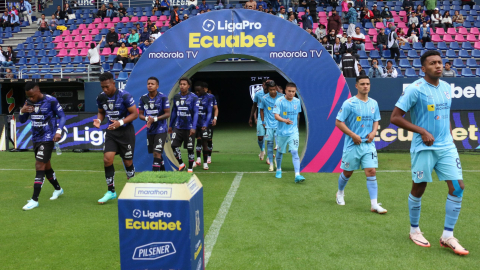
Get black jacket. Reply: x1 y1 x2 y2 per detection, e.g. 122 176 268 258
340 42 357 54
106 31 119 43
372 9 381 19
54 10 65 20
5 51 16 62
377 33 388 45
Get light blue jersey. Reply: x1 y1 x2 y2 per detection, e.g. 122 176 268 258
260 93 285 129
253 89 267 124
395 78 454 153
336 96 381 151
273 96 302 136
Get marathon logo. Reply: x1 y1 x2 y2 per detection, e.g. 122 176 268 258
132 242 176 260
134 187 172 198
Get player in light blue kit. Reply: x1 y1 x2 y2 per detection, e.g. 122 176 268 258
273 83 305 183
260 80 284 172
335 75 387 214
391 51 468 255
249 79 269 162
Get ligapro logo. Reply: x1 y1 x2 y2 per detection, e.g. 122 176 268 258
133 209 142 218
202 19 215 32
202 19 262 32
133 209 173 219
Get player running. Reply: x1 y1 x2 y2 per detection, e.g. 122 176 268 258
138 77 170 171
168 77 199 173
273 83 305 183
249 78 269 162
391 50 468 255
193 81 213 170
335 75 387 214
94 72 138 204
205 83 218 164
20 82 66 210
260 80 284 172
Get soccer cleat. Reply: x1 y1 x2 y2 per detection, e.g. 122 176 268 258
178 164 186 171
207 156 212 164
266 157 270 165
203 164 209 170
295 175 305 183
336 192 345 205
98 191 117 204
187 169 193 173
440 237 469 255
50 188 64 200
268 165 274 172
23 199 39 210
371 203 388 214
259 151 265 161
409 231 431 247
196 158 201 166
275 170 282 178
274 146 277 150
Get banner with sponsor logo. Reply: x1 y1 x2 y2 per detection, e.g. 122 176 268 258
374 111 480 151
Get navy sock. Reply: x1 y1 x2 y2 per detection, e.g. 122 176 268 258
105 165 115 192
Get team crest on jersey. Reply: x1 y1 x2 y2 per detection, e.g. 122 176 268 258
294 104 297 110
34 106 39 113
371 107 375 114
416 171 424 179
176 101 179 106
339 108 342 113
181 100 184 105
344 162 350 169
144 105 148 110
444 91 450 99
108 103 114 110
401 90 405 96
103 104 108 110
149 103 154 109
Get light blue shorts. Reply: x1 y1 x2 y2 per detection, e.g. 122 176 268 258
256 121 265 136
264 128 276 141
276 133 299 154
411 147 463 183
340 142 378 171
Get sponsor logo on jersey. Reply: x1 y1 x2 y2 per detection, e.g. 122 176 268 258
128 144 131 149
283 112 287 115
268 107 272 110
40 145 44 150
444 91 450 99
158 138 162 144
37 151 44 156
371 107 375 114
339 108 342 113
415 171 424 179
427 104 435 111
181 100 184 105
249 84 263 101
356 116 362 121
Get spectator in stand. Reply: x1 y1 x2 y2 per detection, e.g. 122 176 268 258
128 42 141 65
49 15 57 32
88 36 104 70
406 23 419 43
245 0 257 9
118 34 127 46
1 11 10 28
421 12 431 25
340 32 348 43
277 6 287 19
106 3 117 19
5 68 14 79
54 5 65 20
140 27 150 42
430 8 443 32
118 3 126 18
127 29 139 46
315 24 327 40
20 0 33 25
385 22 393 35
135 23 142 34
288 13 297 24
382 60 398 78
139 40 151 53
106 27 118 51
170 6 180 27
328 10 341 34
114 42 129 68
387 25 400 62
199 0 210 11
321 36 332 50
291 0 299 9
304 0 317 23
341 0 349 21
362 7 374 28
442 11 453 31
381 6 394 26
271 0 280 11
345 3 357 36
301 9 313 30
339 48 359 77
397 27 408 46
306 28 317 39
352 27 365 51
332 37 342 64
152 0 161 14
461 0 475 9
96 4 107 19
258 5 264 12
419 21 431 46
183 14 189 20
452 10 464 28
160 0 171 12
215 0 226 9
9 12 19 28
11 6 19 16
319 0 329 8
425 0 436 16
150 25 159 34
415 5 423 16
257 0 268 10
408 12 419 27
327 29 336 44
341 36 357 55
64 3 73 20
37 14 49 32
0 46 5 65
3 46 15 66
357 63 366 76
354 0 364 8
368 59 384 78
371 4 382 25
442 62 457 77
146 20 156 31
377 27 387 56
330 0 339 9
187 0 198 12
403 0 415 12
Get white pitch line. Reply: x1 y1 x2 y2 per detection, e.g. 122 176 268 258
204 172 243 267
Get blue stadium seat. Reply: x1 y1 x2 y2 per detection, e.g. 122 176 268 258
106 55 116 63
446 49 457 58
26 43 35 50
412 42 423 50
407 50 419 58
472 49 480 57
15 44 24 51
116 71 129 82
40 65 50 73
401 43 412 50
48 50 57 57
111 63 123 72
383 50 391 58
459 49 470 58
44 74 53 79
75 64 87 73
461 42 473 50
37 50 46 57
123 63 134 72
28 64 39 74
72 56 83 64
437 42 448 50
17 58 27 65
358 50 368 59
94 34 102 42
359 59 371 68
419 70 425 77
462 68 475 77
50 57 60 65
449 42 460 50
27 50 36 57
452 59 465 68
100 28 109 35
475 68 480 77
102 63 111 72
466 58 479 68
32 74 41 79
61 56 71 64
52 30 61 37
399 50 407 59
365 22 374 29
28 57 38 65
405 68 418 77
412 59 422 68
399 59 412 68
63 64 74 73
52 65 62 73
369 50 380 59
39 56 49 65
16 50 25 58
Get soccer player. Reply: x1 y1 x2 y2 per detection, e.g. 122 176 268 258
193 81 213 170
138 77 170 171
20 82 65 210
335 75 387 214
273 82 305 183
249 78 269 162
391 50 468 255
260 80 284 172
168 77 199 173
205 83 218 164
94 72 138 204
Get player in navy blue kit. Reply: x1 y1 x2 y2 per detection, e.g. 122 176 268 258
20 82 66 210
193 81 213 170
138 77 170 171
168 77 199 173
205 84 218 164
94 72 138 204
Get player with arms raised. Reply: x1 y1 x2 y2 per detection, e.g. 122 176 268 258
335 75 387 214
94 72 138 204
168 77 199 173
193 81 213 170
273 83 305 183
391 50 468 255
249 78 269 162
20 82 66 210
138 77 170 171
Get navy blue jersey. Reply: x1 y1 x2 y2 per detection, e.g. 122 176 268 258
19 94 66 143
197 93 213 128
169 92 199 130
96 89 135 126
208 93 217 126
138 92 170 134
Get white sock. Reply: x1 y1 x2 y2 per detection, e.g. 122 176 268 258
371 199 378 207
442 230 454 239
204 163 207 167
337 190 344 196
277 169 281 172
295 172 300 176
410 226 421 234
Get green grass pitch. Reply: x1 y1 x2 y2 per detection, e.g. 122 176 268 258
0 125 479 269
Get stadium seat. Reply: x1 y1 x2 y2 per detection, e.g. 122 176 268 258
101 48 112 56
61 56 71 64
475 68 480 77
398 50 407 59
75 64 87 73
462 42 473 50
40 65 50 73
383 50 391 58
359 59 370 68
48 50 57 57
28 64 39 74
102 63 111 72
437 42 448 50
405 68 417 77
32 74 41 79
472 49 480 57
431 35 442 42
444 35 454 42
412 42 423 50
459 49 470 57
79 48 88 57
435 28 446 35
50 57 60 65
452 59 465 68
401 43 412 50
399 59 412 68
44 74 53 79
111 63 123 72
369 50 380 59
412 59 422 68
52 65 62 73
475 42 480 50
466 34 477 42
17 58 27 65
116 72 129 82
466 58 479 68
63 64 74 73
27 50 36 57
462 68 475 77
407 50 419 58
419 70 425 77
123 63 134 72
39 56 49 65
455 35 466 42
446 49 457 58
357 50 368 59
28 57 38 65
17 50 25 58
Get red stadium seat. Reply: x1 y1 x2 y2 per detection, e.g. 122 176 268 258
55 42 65 49
435 28 446 35
94 18 101 24
140 16 148 22
150 15 158 21
443 35 454 42
103 18 111 23
80 29 89 36
68 49 78 57
91 29 99 35
459 28 468 35
78 24 86 30
474 42 480 49
61 30 70 36
455 34 466 42
112 17 120 23
368 28 378 36
84 35 92 42
71 29 80 36
159 15 167 21
131 17 139 23
121 17 129 22
375 22 384 29
57 49 68 57
470 27 479 35
67 42 76 49
87 23 96 30
106 23 115 29
467 34 477 42
100 47 112 56
365 43 375 51
79 48 88 56
53 36 63 43
431 34 441 42
74 35 83 42
63 35 73 42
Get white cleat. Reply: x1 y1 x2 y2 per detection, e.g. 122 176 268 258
371 203 388 214
207 156 212 164
268 165 274 172
187 169 193 173
196 158 201 166
23 199 39 210
50 188 64 200
259 151 265 161
192 162 197 168
203 164 209 170
336 192 345 205
266 157 271 165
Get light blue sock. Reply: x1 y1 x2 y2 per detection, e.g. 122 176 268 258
276 151 283 170
444 194 462 232
366 176 378 200
257 138 264 151
267 141 274 165
408 194 422 228
291 149 300 174
338 172 350 191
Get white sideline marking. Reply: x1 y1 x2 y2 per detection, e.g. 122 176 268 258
1 169 480 173
204 172 243 267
